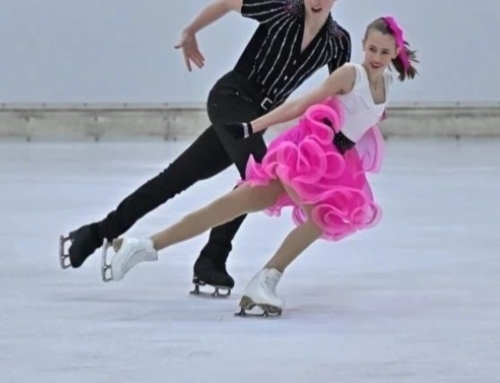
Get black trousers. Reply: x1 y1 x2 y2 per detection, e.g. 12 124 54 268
97 71 272 267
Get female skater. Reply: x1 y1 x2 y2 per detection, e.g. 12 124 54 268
102 16 418 316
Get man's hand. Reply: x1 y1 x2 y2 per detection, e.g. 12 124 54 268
174 30 205 71
222 122 255 140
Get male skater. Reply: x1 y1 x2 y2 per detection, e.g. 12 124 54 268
59 0 351 297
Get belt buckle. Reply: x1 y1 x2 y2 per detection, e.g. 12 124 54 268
260 97 273 111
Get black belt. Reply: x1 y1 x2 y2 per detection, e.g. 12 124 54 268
333 131 355 154
227 71 276 112
322 117 355 154
259 96 274 112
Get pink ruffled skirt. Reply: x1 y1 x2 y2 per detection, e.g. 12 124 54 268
241 98 385 241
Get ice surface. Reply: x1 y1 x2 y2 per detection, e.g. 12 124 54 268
0 138 499 383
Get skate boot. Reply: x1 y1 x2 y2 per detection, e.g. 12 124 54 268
190 257 235 298
59 223 103 269
235 268 284 317
101 237 158 282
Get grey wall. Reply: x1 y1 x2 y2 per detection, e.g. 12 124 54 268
1 0 498 104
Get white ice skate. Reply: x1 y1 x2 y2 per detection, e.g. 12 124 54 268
235 268 285 317
101 237 158 282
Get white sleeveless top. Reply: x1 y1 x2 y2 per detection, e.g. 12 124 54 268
336 63 392 142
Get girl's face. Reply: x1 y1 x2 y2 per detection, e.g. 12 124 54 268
362 29 400 74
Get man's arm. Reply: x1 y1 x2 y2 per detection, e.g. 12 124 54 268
182 0 243 36
182 0 286 35
240 0 288 24
175 0 244 71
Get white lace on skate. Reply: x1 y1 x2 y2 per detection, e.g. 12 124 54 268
102 237 158 282
236 268 285 317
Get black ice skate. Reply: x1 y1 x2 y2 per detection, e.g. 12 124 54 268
59 224 103 269
190 257 235 298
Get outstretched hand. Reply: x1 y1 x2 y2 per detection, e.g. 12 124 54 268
222 122 255 140
174 30 205 71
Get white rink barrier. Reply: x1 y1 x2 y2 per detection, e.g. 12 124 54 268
0 102 499 141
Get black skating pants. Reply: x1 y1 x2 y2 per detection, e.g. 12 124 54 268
96 71 272 267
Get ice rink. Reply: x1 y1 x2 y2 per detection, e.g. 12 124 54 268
1 137 499 382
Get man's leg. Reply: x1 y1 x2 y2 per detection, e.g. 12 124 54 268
189 72 268 293
195 131 267 273
63 126 233 269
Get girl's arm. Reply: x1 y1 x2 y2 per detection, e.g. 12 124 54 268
251 64 356 133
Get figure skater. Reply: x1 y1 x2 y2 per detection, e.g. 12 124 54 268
59 0 351 298
101 16 418 316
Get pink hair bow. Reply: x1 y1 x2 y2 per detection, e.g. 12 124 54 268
383 16 410 71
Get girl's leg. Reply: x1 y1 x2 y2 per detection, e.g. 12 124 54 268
237 182 323 314
263 183 323 272
140 181 284 252
106 181 285 282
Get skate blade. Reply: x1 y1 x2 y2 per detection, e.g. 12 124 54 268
59 235 72 269
100 239 113 282
189 283 231 298
234 296 282 318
